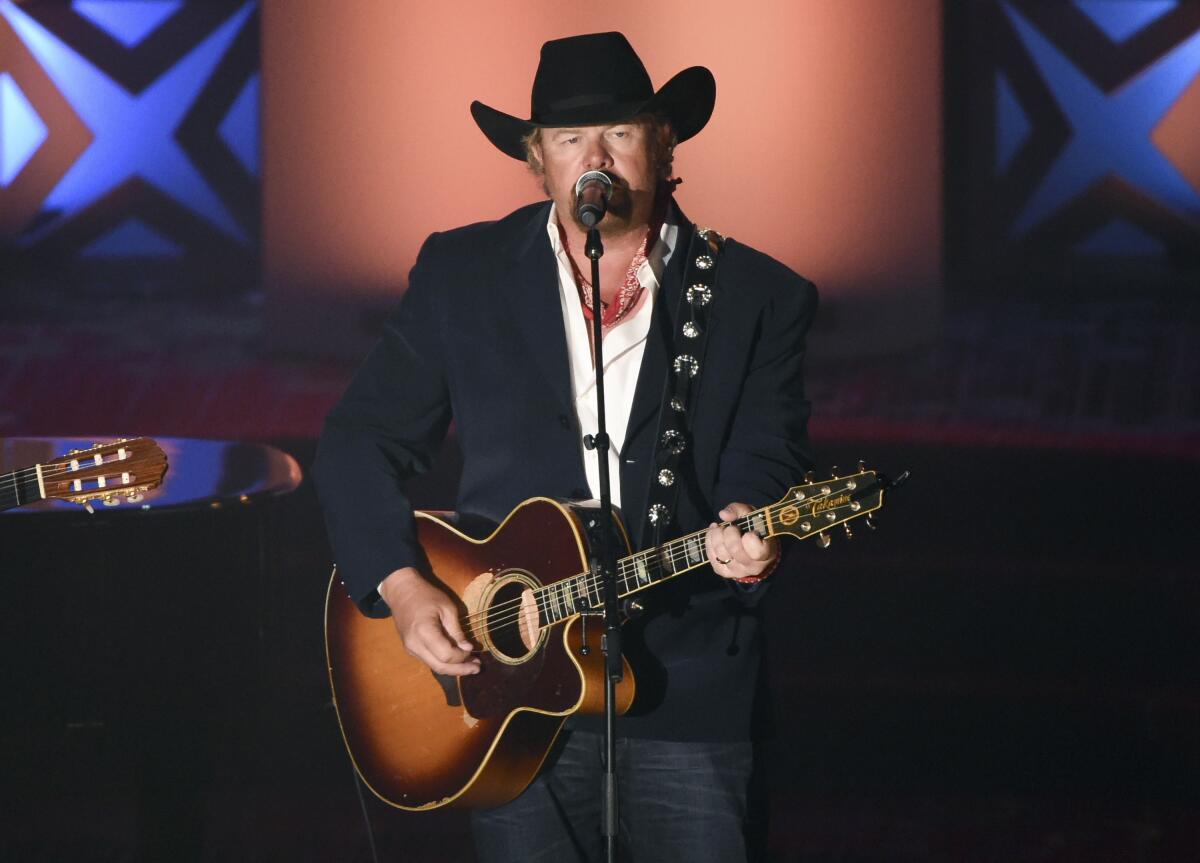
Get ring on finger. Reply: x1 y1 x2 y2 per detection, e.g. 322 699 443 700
717 557 732 565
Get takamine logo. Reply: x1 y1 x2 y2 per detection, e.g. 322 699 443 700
810 494 850 515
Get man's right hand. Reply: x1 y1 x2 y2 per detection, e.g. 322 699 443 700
379 567 481 676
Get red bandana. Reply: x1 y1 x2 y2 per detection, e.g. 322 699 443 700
558 211 662 330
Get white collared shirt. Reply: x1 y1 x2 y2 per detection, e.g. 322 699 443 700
547 203 678 509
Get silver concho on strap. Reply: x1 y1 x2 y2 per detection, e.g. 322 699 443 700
694 254 714 270
686 284 712 307
657 469 675 487
673 354 699 378
669 396 686 412
647 503 671 525
661 429 687 455
682 321 701 339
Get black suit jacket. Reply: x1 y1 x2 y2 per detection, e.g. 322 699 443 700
313 199 817 740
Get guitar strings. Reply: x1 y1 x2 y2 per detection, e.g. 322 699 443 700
460 517 757 640
457 492 834 636
456 517 751 638
466 483 873 640
2 447 159 509
3 442 155 483
5 459 146 481
3 456 160 503
458 488 859 639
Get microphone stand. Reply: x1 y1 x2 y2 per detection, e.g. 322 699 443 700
581 223 622 863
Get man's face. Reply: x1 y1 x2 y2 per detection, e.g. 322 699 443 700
533 121 661 235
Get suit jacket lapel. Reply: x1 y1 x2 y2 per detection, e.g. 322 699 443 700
622 205 694 450
621 206 694 545
498 203 574 414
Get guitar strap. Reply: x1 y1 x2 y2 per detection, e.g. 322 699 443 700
642 225 725 550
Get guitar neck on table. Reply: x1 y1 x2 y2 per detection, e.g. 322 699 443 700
0 438 168 513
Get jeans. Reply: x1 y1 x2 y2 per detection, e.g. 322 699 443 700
471 730 755 863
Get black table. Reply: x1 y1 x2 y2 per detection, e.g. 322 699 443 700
1 437 303 861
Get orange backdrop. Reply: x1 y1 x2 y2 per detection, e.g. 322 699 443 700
263 0 942 355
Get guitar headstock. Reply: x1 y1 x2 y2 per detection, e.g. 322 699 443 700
769 463 902 547
41 438 168 509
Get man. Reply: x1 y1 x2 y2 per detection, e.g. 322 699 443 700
314 32 816 863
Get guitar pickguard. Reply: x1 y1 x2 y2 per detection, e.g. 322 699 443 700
431 671 463 707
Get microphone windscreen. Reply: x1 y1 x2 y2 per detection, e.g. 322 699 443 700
574 171 613 199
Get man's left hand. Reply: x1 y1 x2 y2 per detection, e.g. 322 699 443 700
706 502 779 581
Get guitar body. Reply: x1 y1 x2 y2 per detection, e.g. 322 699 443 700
325 497 636 811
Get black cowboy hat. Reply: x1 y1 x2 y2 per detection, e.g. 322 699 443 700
470 32 716 161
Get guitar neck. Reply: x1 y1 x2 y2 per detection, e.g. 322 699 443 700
530 469 893 626
534 507 773 626
616 510 772 600
0 465 45 512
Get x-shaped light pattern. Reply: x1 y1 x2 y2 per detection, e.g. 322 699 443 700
1003 2 1200 237
0 0 254 245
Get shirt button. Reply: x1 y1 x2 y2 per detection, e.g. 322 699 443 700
558 414 572 429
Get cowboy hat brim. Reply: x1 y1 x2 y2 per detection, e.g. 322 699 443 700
471 66 716 161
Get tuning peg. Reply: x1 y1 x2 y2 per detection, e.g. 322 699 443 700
843 522 853 539
102 495 120 507
830 465 839 478
817 531 831 549
864 515 877 530
126 492 144 503
858 459 867 473
804 470 815 483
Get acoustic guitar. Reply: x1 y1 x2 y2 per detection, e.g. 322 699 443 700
325 465 901 811
0 437 168 513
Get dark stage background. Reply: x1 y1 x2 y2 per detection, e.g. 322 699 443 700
1 1 1198 861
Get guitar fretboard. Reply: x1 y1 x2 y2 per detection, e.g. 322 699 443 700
534 510 771 625
0 466 44 513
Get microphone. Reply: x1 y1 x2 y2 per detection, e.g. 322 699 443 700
574 171 613 228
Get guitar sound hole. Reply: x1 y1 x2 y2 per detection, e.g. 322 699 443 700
486 579 537 662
